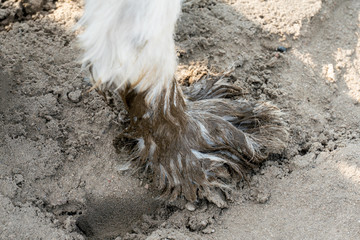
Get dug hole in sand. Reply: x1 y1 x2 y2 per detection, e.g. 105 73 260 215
0 0 359 239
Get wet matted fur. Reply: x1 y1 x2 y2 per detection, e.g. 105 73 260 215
77 0 288 205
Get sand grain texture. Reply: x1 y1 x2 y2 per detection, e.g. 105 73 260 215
0 0 359 239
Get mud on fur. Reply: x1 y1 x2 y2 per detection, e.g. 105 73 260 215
77 0 288 206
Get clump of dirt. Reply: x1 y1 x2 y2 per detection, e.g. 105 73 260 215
1 0 359 239
0 0 57 28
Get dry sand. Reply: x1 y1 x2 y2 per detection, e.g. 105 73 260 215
0 0 359 239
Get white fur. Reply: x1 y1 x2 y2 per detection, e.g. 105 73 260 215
137 138 145 151
198 122 215 146
77 0 181 104
149 139 157 160
170 159 180 185
191 149 226 163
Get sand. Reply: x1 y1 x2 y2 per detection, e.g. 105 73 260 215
0 0 359 239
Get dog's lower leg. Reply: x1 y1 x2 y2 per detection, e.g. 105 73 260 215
77 0 288 205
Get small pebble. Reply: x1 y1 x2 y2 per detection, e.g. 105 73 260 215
68 90 82 103
185 202 196 211
257 193 270 204
277 46 287 53
202 227 216 234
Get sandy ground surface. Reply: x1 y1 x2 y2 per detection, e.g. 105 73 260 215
1 0 359 239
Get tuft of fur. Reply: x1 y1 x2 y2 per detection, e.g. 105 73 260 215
77 0 181 104
119 78 288 205
78 0 288 206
